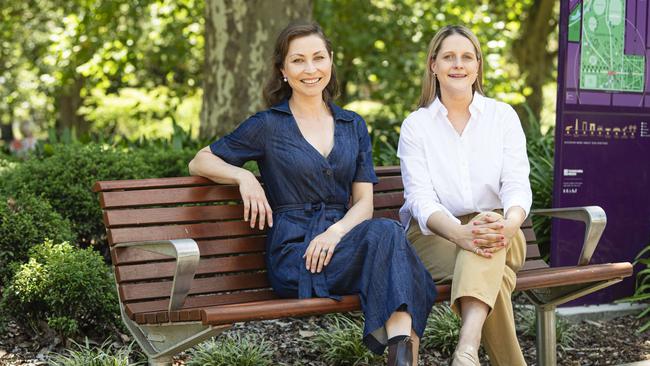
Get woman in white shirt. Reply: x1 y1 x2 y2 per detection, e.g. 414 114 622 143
398 25 531 366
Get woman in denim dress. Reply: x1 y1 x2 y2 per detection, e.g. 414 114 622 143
189 22 436 365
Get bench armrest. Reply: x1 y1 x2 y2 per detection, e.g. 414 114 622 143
114 239 200 312
531 206 606 266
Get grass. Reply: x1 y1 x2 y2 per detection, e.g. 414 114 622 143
310 313 383 366
516 307 576 349
48 338 144 366
186 333 274 366
421 304 461 356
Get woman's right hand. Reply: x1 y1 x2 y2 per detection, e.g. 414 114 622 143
237 170 273 230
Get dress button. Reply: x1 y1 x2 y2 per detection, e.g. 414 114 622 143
325 169 333 176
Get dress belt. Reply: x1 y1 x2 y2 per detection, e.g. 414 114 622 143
273 202 348 301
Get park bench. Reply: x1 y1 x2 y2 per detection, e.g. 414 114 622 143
93 166 633 366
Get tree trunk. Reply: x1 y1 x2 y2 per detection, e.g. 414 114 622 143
201 0 313 139
56 77 88 135
512 0 557 131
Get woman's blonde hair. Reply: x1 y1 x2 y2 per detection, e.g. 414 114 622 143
418 25 484 108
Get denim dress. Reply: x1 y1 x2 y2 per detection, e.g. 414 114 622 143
209 99 436 354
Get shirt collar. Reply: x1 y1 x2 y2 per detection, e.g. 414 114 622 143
270 98 355 122
428 91 485 119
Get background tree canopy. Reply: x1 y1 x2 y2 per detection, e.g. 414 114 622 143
0 0 558 144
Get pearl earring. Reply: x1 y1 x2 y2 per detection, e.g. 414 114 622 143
283 76 288 82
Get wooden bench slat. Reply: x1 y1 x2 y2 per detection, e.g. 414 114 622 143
100 185 241 209
521 259 549 271
115 254 266 282
119 272 270 302
126 290 279 324
516 262 632 291
374 176 403 192
108 221 261 245
104 205 245 227
112 237 266 265
373 192 404 209
526 244 541 259
93 176 213 192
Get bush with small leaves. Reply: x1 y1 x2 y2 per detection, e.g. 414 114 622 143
48 338 145 366
0 192 75 284
187 333 274 366
421 304 461 356
0 143 152 246
1 240 119 337
310 313 383 366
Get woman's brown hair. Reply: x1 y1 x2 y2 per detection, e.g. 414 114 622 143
263 21 339 107
418 25 484 108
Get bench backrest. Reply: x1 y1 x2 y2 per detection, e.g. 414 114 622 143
94 166 546 324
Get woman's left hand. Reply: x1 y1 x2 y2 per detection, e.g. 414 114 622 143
474 215 520 247
303 227 344 273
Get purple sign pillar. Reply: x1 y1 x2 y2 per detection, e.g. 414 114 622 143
555 0 650 304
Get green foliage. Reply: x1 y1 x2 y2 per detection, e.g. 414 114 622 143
316 0 550 124
1 240 119 337
0 143 151 245
523 106 555 257
310 313 382 366
0 192 75 283
187 334 274 366
48 339 145 366
516 308 576 349
421 305 461 355
618 243 650 333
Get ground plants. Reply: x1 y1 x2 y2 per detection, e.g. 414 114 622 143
421 305 461 356
186 333 274 366
48 338 145 366
310 313 383 366
618 241 650 332
516 307 576 349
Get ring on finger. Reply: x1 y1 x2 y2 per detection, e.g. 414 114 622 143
320 248 328 256
474 247 480 254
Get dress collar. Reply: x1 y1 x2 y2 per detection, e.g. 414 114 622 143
270 99 355 122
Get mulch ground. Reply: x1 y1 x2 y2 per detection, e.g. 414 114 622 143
0 308 648 365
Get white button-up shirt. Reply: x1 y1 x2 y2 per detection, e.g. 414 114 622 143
397 93 532 235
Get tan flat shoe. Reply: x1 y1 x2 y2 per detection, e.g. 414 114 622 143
451 344 479 366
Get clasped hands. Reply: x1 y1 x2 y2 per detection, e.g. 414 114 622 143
456 214 519 258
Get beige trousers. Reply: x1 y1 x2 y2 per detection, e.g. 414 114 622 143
407 211 527 366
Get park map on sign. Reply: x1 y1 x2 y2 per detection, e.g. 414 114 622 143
571 0 645 92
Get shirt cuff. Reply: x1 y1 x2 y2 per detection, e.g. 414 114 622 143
503 197 532 218
415 204 460 235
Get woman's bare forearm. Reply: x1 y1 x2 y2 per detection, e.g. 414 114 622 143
188 146 253 185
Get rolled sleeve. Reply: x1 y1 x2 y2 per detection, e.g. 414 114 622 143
353 116 379 184
398 117 459 235
499 107 532 217
209 113 266 167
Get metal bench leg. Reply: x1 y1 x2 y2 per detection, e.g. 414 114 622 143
149 356 173 366
536 304 557 366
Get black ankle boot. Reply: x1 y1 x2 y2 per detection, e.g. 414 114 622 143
387 336 413 366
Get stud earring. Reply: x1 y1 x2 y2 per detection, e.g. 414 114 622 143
283 76 288 82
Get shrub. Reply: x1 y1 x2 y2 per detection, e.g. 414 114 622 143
523 107 555 258
132 145 195 178
310 313 383 366
48 338 145 366
421 304 461 356
187 334 274 366
0 192 75 283
1 240 119 337
0 143 152 246
618 242 650 332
